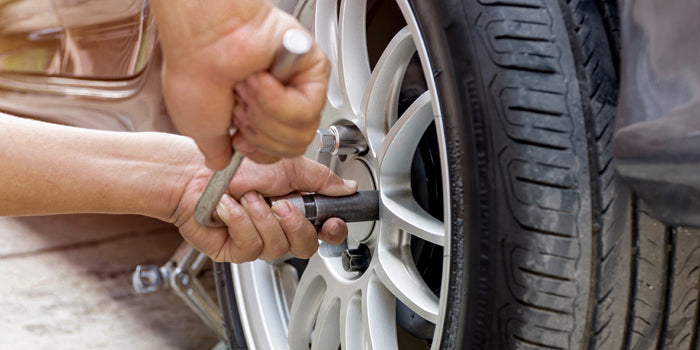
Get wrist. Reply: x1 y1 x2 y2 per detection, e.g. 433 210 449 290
146 135 205 222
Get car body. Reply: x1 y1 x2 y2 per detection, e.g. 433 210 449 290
613 0 700 227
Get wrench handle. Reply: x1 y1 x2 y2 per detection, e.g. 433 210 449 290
194 29 312 228
271 29 313 83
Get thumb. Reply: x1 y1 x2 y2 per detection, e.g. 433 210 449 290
321 177 358 197
287 158 358 196
197 134 233 170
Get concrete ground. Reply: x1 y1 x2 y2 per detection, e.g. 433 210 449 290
0 214 221 350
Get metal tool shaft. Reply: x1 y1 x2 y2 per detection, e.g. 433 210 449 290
194 152 246 227
194 29 312 227
267 190 379 226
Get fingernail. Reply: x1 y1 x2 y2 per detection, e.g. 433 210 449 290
272 200 292 219
329 221 344 238
343 179 358 191
243 191 260 205
216 194 234 221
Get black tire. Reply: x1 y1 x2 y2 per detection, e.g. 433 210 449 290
213 262 247 349
216 0 700 349
409 0 700 349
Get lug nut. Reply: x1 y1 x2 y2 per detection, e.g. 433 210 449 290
342 244 371 272
313 125 367 155
314 128 337 153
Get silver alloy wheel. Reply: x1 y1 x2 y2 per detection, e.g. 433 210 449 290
231 1 453 348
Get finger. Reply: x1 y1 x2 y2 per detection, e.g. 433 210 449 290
242 149 282 164
284 157 358 196
231 134 281 164
271 199 319 259
232 96 315 159
197 135 234 170
232 97 308 161
318 218 348 245
251 74 325 123
161 68 234 170
236 123 310 159
240 191 290 260
246 73 322 133
252 42 330 116
216 193 264 263
178 224 231 262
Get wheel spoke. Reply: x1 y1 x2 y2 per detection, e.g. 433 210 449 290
361 26 416 155
363 275 399 350
377 92 433 170
377 92 445 246
313 0 344 108
288 267 326 349
311 298 341 350
338 0 370 114
376 238 439 323
381 189 445 246
340 293 363 350
272 261 299 321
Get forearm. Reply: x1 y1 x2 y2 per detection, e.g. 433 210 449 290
0 114 201 221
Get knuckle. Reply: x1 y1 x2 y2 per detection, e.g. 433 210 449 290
241 192 264 212
283 217 306 236
248 238 264 255
319 51 331 72
299 131 315 147
227 205 248 222
230 254 251 264
211 254 226 263
298 241 319 259
230 243 261 263
237 254 256 264
296 251 312 260
298 113 318 125
288 147 305 158
319 54 330 70
323 167 339 186
270 240 290 258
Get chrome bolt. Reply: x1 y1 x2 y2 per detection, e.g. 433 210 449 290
313 125 367 155
314 128 337 153
342 244 371 272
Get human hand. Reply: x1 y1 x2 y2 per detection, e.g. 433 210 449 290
152 0 330 169
169 157 357 263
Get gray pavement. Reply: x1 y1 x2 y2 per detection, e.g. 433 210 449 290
0 214 220 349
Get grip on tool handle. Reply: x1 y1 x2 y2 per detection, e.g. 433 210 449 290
266 191 380 226
194 29 313 228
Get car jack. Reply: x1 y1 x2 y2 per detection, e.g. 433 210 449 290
131 242 225 341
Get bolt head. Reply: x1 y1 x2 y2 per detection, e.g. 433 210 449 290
342 244 371 272
313 128 336 153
